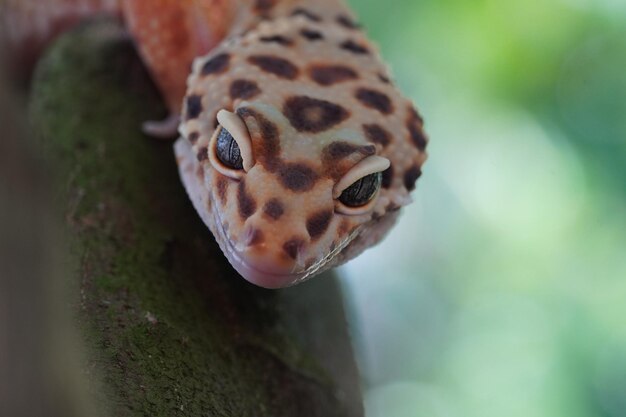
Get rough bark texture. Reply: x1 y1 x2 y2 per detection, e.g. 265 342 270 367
28 20 363 417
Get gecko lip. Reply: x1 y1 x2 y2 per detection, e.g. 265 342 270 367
227 253 306 289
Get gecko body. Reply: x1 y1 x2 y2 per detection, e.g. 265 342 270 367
4 0 428 288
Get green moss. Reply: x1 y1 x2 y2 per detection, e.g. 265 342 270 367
29 20 362 417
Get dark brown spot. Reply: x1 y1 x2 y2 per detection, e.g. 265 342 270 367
216 177 229 204
186 95 203 119
306 210 333 240
237 107 281 169
407 106 427 151
409 106 424 124
322 142 375 162
247 229 265 246
283 238 304 260
254 0 276 12
336 14 361 29
300 28 324 41
283 96 349 133
263 198 285 220
278 163 319 192
404 165 422 191
230 79 261 100
322 142 376 181
248 55 299 80
291 8 322 22
378 73 391 84
201 53 230 75
382 165 393 189
188 132 200 144
260 35 293 46
197 147 208 162
386 202 401 212
408 122 427 151
356 88 393 114
340 40 369 55
363 124 391 147
237 180 257 220
309 64 358 86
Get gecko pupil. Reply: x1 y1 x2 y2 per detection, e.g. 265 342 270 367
339 172 382 207
216 127 244 170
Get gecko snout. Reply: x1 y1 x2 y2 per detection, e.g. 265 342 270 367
227 225 310 289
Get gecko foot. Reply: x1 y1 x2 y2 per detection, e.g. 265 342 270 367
142 113 180 139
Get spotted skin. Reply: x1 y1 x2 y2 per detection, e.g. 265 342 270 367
179 1 428 288
6 0 428 288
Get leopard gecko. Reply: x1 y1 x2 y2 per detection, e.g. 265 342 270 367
3 0 428 288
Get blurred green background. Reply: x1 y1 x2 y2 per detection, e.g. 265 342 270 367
340 0 626 416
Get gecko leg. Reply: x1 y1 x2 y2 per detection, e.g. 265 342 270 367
120 0 236 135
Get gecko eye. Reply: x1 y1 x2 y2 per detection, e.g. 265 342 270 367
215 127 244 170
334 155 389 215
339 172 382 207
209 110 255 179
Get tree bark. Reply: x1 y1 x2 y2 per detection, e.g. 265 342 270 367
27 19 363 417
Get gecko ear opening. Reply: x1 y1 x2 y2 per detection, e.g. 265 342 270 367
209 110 255 179
334 155 390 215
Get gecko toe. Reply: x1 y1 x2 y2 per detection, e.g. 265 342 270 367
142 113 181 139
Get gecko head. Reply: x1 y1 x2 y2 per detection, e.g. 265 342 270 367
177 104 399 288
176 16 428 287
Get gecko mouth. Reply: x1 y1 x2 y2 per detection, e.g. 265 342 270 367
224 248 306 289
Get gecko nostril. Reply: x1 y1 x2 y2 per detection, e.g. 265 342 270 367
243 227 265 247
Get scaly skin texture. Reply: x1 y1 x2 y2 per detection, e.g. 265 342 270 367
6 0 429 288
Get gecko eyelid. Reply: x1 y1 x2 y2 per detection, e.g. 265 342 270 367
333 155 390 214
217 110 255 171
333 156 390 199
209 110 256 179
